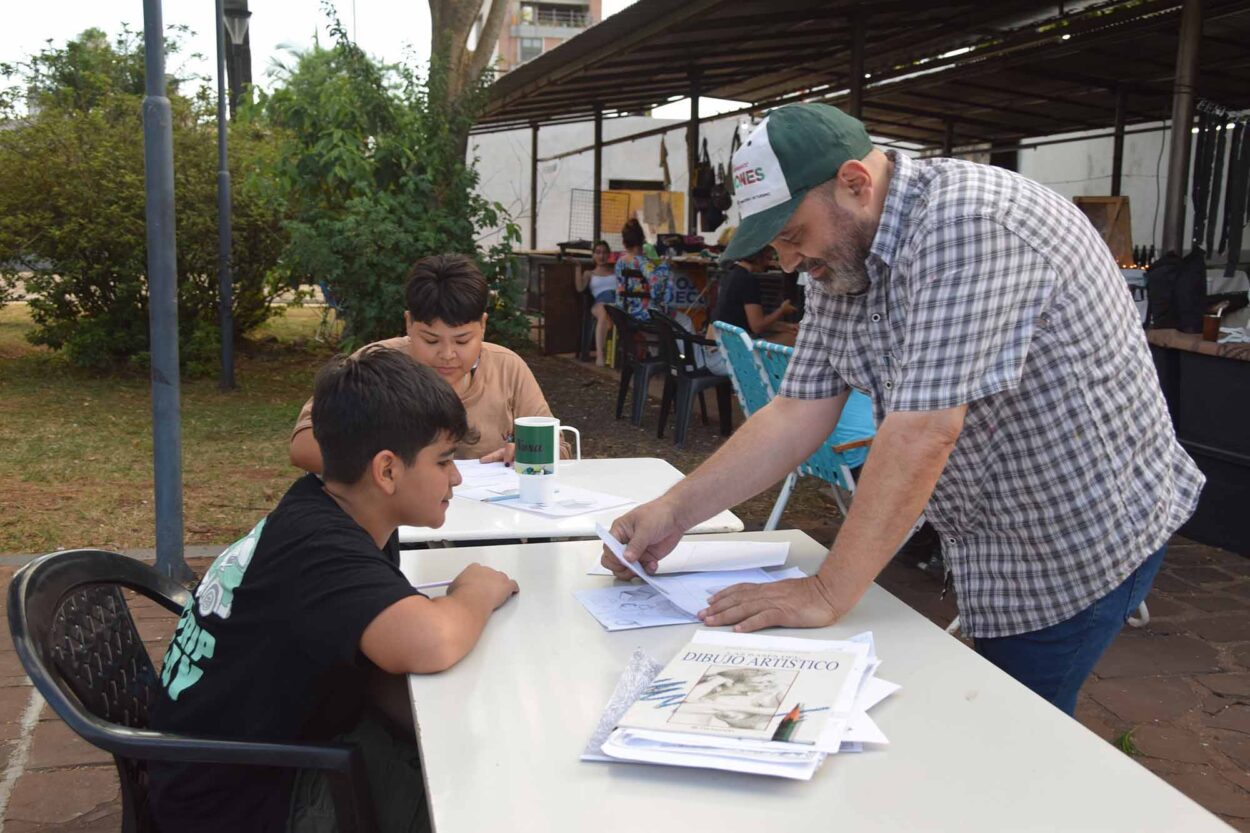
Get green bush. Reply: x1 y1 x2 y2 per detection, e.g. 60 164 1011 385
263 21 524 350
0 28 287 371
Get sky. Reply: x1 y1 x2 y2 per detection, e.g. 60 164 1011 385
2 1 633 91
1 0 737 118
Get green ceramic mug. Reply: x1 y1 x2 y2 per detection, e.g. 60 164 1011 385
514 416 581 503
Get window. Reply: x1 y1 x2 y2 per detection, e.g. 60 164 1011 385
519 37 543 64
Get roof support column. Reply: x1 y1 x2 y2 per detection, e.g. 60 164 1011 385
687 74 701 234
1162 0 1202 254
530 123 539 249
848 10 867 119
942 120 955 157
593 105 604 243
1111 87 1127 197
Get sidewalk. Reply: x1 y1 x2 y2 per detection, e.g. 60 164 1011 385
0 536 1246 831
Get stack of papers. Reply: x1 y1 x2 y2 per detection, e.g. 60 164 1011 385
583 630 899 780
453 461 636 517
452 460 519 501
576 525 801 631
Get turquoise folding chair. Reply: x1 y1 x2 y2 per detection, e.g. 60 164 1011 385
754 339 875 528
712 321 771 418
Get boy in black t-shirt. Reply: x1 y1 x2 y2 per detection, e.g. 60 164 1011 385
148 347 518 833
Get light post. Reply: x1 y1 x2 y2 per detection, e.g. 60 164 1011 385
215 0 250 390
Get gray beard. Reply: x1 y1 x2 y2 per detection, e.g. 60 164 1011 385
819 268 870 296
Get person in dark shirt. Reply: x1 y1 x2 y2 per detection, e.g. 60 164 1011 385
704 248 798 375
148 347 518 833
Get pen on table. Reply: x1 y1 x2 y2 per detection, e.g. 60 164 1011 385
482 492 519 503
414 579 454 591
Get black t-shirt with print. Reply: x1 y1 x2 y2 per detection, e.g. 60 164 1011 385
712 265 763 336
147 473 420 832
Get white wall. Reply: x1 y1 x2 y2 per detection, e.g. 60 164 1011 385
469 115 751 250
473 115 1244 267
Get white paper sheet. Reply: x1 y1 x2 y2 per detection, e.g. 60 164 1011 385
452 460 520 501
488 485 635 518
595 523 778 615
573 585 697 630
587 539 789 575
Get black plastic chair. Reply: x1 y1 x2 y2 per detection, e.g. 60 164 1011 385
603 304 666 426
7 550 379 833
649 310 733 448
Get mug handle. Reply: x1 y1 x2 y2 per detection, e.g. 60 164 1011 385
560 426 581 462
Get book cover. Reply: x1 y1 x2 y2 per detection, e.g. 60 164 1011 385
617 637 863 745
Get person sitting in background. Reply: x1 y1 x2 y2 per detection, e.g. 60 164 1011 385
575 240 616 366
290 254 566 467
703 248 799 376
615 218 669 321
149 348 518 833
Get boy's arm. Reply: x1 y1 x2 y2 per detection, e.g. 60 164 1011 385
359 563 518 674
289 397 324 473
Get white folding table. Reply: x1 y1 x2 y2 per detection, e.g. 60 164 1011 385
398 457 742 545
401 530 1231 833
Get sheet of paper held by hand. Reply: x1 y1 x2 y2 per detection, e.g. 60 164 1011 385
591 524 786 617
586 538 789 576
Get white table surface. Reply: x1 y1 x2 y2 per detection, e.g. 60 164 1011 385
398 457 742 544
402 530 1230 833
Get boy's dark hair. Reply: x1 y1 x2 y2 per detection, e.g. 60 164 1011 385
404 254 489 327
312 347 476 484
621 219 645 249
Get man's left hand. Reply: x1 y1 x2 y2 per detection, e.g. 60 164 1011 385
699 576 842 632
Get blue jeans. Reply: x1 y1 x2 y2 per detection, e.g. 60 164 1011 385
974 545 1166 716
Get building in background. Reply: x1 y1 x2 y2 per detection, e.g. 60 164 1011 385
491 1 600 74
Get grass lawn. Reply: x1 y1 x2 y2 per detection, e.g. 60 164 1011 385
0 304 337 553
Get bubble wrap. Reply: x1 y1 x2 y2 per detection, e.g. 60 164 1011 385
580 648 665 762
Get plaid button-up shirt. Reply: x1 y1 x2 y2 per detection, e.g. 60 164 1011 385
781 151 1204 638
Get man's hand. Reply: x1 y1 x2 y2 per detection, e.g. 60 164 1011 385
778 299 797 316
479 443 517 466
699 576 843 632
449 562 519 610
600 500 685 579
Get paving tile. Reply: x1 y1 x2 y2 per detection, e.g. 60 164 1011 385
1185 593 1250 613
1086 676 1200 723
1151 572 1204 595
1188 615 1250 643
1094 633 1222 678
1131 723 1214 764
0 685 37 741
1205 704 1250 735
1139 594 1194 619
1137 761 1250 819
3 766 119 826
1196 672 1250 699
1169 566 1238 585
1073 695 1126 743
1233 644 1250 670
27 720 113 769
1213 730 1250 771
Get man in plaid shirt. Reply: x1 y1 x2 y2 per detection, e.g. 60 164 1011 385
602 104 1203 714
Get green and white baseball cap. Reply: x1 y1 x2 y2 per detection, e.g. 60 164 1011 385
722 103 873 263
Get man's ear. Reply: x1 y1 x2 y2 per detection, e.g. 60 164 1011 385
838 160 873 205
371 450 400 495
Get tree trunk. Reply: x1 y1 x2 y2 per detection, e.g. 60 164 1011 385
428 0 509 176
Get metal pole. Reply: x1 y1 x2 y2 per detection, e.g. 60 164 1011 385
216 0 235 391
1111 86 1127 197
848 10 867 120
592 107 603 242
942 120 955 157
530 124 539 249
687 74 700 233
1161 0 1202 254
142 0 191 582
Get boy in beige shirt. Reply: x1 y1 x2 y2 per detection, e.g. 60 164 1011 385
291 254 567 469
